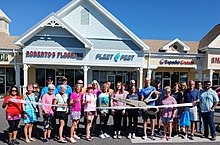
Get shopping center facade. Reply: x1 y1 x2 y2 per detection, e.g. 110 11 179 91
0 0 220 95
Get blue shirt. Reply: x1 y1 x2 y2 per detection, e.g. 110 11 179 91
40 86 58 98
140 86 156 106
56 84 72 98
184 88 200 103
199 88 219 112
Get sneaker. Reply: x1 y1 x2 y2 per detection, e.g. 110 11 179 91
12 139 20 144
113 134 117 139
149 135 156 140
127 133 132 139
70 137 77 143
8 140 14 145
132 133 136 139
104 133 110 138
117 134 122 139
211 136 216 141
161 135 167 141
73 135 80 140
167 137 172 141
189 134 194 140
142 135 147 140
42 139 48 143
99 134 106 139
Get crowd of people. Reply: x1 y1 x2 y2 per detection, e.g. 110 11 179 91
2 76 219 145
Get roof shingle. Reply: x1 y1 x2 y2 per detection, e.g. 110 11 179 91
0 32 20 49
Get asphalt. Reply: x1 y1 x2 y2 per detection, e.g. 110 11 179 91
0 99 220 145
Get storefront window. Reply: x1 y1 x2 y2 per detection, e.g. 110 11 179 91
6 68 15 86
93 70 99 81
20 68 24 86
75 70 84 83
155 72 162 82
0 68 5 74
180 72 188 83
65 69 75 87
36 69 46 88
100 71 107 85
46 69 55 81
171 72 179 85
212 73 219 86
163 72 170 78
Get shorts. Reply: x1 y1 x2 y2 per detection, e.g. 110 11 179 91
71 111 81 120
84 111 96 117
142 108 157 120
55 111 68 120
162 117 173 122
186 106 197 121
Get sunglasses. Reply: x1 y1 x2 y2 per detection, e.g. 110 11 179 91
206 84 211 86
49 89 54 90
11 90 17 92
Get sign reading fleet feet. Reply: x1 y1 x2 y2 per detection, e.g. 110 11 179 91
95 53 135 62
159 59 194 65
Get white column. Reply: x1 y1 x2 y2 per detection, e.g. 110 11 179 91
197 66 203 81
23 64 28 95
147 69 152 79
139 67 143 89
82 66 89 88
209 69 214 85
14 64 20 89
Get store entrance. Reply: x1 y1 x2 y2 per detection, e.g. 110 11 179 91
107 74 126 89
0 75 6 97
162 78 171 88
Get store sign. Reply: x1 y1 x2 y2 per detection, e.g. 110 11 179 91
95 53 135 62
25 51 83 59
0 54 9 61
159 59 194 65
211 57 220 64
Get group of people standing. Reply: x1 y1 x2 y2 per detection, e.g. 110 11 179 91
2 76 219 145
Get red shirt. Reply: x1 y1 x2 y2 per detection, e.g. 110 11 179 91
3 96 22 114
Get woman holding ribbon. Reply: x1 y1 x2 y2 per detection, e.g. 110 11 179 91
53 85 68 143
23 84 38 143
2 85 22 145
41 84 56 143
69 84 82 143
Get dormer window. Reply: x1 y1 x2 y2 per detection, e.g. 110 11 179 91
81 8 90 25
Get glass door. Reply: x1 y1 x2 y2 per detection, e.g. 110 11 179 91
0 75 6 97
162 78 171 88
107 75 115 90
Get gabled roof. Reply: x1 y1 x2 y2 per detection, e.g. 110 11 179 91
143 39 199 53
160 38 190 52
199 24 220 49
0 9 11 23
0 32 20 49
56 0 149 51
14 13 93 49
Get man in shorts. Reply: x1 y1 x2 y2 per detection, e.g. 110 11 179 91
140 77 159 140
183 80 200 140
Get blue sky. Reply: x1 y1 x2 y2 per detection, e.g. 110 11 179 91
1 0 220 41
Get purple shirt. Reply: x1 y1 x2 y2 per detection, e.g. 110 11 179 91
70 92 83 112
112 93 125 107
161 96 177 118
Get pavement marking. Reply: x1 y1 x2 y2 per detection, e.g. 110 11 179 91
131 136 220 143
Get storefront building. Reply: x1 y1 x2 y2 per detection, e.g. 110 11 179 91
0 10 22 97
143 39 205 88
14 0 149 92
199 24 220 86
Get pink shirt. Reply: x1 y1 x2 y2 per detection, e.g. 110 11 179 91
83 93 97 112
161 96 177 118
112 93 125 107
70 92 82 112
93 89 101 97
42 93 56 114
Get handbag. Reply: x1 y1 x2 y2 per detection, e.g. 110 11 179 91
178 110 190 127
